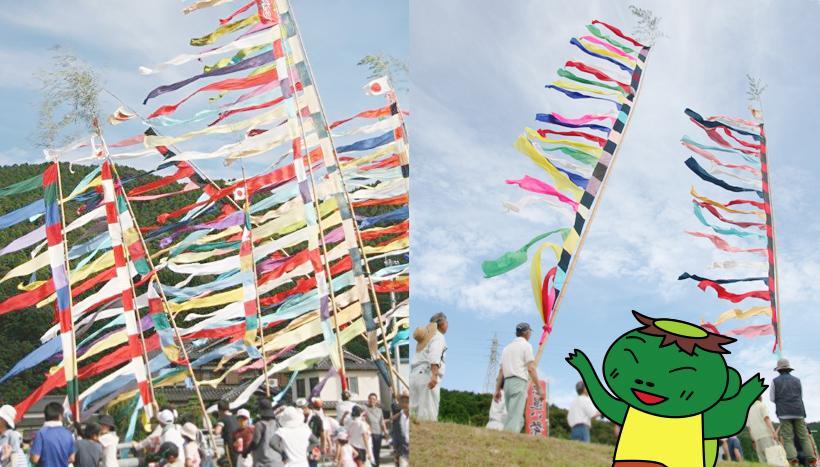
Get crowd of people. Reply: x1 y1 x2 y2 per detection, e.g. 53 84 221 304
0 388 410 467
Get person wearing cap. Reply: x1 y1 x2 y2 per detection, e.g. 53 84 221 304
247 401 286 467
410 312 448 422
0 404 26 467
30 401 75 467
343 406 371 467
566 381 600 443
275 406 316 467
97 415 119 467
771 358 816 465
232 409 254 467
297 399 323 467
336 391 355 427
333 431 357 467
493 322 545 433
178 423 199 467
135 409 185 465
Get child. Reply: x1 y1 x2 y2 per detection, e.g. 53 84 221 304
398 393 410 467
334 432 356 467
97 415 119 467
74 422 103 467
232 409 253 467
0 405 26 467
155 442 180 467
180 423 201 467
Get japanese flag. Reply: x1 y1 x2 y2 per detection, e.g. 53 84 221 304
363 77 391 96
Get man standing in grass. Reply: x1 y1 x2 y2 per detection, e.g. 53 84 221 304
411 312 448 422
494 322 545 433
771 358 817 465
567 381 600 442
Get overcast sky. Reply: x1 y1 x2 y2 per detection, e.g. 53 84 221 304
411 0 820 418
0 0 408 179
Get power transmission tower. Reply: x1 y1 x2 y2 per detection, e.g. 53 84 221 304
484 334 499 393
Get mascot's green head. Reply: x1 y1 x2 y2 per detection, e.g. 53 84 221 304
602 311 741 418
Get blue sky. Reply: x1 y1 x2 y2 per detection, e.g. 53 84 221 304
411 0 820 418
0 0 408 178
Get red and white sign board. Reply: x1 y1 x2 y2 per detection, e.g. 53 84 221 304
524 379 548 438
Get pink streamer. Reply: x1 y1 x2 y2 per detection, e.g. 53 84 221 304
506 176 579 211
725 324 774 338
549 112 615 126
579 35 636 60
109 134 145 148
681 141 761 177
685 231 767 257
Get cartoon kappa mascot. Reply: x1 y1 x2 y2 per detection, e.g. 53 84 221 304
566 311 766 467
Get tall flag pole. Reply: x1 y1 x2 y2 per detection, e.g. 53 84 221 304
679 94 782 353
102 154 225 461
42 161 81 420
100 158 156 419
261 0 348 386
481 19 653 364
758 118 784 353
277 0 403 391
238 162 273 396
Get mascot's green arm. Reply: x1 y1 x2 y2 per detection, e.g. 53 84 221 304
703 374 767 439
566 349 628 425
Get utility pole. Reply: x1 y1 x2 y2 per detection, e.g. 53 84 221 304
484 334 499 393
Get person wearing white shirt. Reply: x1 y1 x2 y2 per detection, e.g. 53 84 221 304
410 312 448 422
746 396 782 464
494 322 545 433
336 391 355 427
567 381 600 442
97 415 120 467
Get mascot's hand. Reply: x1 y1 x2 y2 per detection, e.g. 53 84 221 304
739 373 767 400
566 349 594 375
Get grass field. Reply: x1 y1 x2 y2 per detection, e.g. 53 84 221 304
412 421 765 466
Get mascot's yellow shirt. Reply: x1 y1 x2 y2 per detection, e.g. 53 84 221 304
615 407 704 467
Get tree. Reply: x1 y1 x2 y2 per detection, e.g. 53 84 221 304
34 47 102 148
628 5 666 46
357 54 408 92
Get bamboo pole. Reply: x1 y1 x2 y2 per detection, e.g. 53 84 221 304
54 160 82 421
96 127 159 412
105 153 223 464
101 89 241 212
240 161 273 396
534 50 652 365
755 103 783 354
285 0 402 395
270 2 348 384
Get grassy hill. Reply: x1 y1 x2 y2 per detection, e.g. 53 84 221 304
412 421 764 466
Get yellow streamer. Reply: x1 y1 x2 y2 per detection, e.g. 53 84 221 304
713 306 772 326
514 135 584 200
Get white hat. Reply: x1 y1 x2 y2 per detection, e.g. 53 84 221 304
295 398 308 408
280 406 302 428
236 408 251 419
181 422 199 441
336 431 348 441
157 409 175 426
0 405 16 429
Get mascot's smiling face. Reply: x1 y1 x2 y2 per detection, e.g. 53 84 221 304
602 312 741 418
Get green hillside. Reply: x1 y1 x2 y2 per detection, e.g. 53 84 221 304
0 162 391 406
413 420 765 466
439 388 818 464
